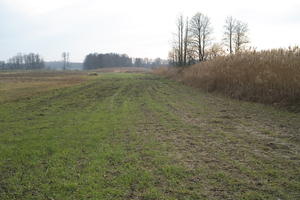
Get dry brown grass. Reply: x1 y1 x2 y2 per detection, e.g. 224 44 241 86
0 71 92 103
0 68 151 103
154 47 300 108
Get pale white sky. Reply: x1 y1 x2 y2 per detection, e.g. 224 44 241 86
0 0 299 62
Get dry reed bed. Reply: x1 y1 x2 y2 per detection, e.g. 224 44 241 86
154 47 300 108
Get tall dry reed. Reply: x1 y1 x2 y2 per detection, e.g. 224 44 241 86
154 47 300 107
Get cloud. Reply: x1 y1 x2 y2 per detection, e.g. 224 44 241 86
0 0 299 62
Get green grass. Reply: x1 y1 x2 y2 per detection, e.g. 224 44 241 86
0 72 299 199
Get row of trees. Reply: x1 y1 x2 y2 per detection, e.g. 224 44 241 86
0 53 45 70
83 53 167 69
83 53 132 69
133 57 165 68
1 52 167 70
169 13 249 66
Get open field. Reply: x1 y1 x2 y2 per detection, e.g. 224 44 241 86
0 68 149 103
0 72 299 199
0 71 90 103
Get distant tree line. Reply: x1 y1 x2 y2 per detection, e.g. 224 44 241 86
0 53 45 70
84 53 132 69
169 13 249 66
83 53 167 70
133 57 165 68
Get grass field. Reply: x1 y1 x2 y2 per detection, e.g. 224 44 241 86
0 71 91 103
0 71 299 199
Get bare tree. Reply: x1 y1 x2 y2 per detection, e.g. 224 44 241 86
190 13 212 62
168 47 177 66
62 52 70 70
172 15 190 66
234 20 249 52
223 16 236 54
207 43 226 59
62 52 67 70
183 17 189 65
177 15 184 66
224 17 249 54
67 52 70 68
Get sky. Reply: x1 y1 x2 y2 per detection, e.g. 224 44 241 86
0 0 299 62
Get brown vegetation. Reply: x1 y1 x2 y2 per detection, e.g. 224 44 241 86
0 71 90 103
0 68 150 103
154 47 300 109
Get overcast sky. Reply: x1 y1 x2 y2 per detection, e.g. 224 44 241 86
0 0 299 62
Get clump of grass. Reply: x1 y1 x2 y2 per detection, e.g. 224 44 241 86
154 47 300 108
88 72 98 76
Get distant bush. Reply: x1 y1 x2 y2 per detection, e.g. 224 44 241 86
88 72 98 76
154 47 300 108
